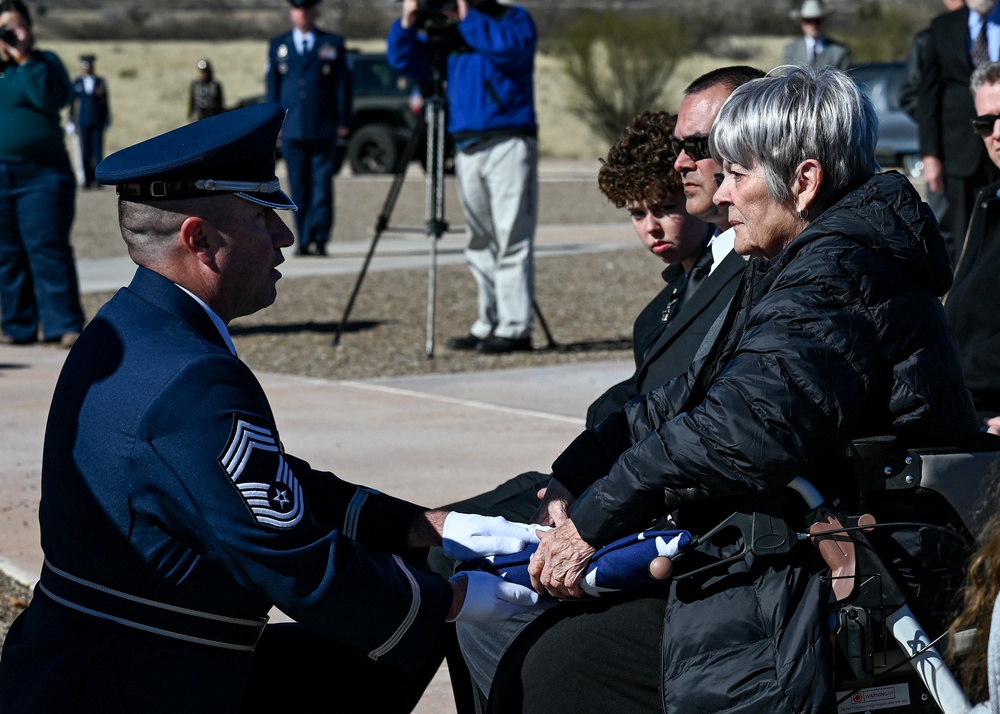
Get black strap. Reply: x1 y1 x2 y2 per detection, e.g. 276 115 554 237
39 560 268 652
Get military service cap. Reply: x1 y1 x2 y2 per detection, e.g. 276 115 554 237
96 103 296 210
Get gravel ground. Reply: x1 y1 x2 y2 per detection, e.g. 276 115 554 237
0 170 662 649
0 571 31 644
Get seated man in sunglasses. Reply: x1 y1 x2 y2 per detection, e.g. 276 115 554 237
944 60 1000 424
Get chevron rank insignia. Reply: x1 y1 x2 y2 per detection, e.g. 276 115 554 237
219 416 304 530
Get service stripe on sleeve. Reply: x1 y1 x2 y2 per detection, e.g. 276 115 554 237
368 555 421 660
343 487 372 540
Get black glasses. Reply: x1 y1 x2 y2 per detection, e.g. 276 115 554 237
669 134 712 162
972 114 1000 136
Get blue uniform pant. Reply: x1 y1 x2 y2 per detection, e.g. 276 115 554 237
79 125 104 188
0 160 84 342
283 138 337 249
0 593 450 713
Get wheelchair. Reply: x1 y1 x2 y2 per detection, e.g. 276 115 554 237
673 434 1000 713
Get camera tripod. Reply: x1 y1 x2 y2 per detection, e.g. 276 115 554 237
332 51 555 358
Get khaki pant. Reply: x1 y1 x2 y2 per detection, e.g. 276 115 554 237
455 135 538 340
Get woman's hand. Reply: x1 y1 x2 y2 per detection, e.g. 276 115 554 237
527 518 596 599
0 19 30 64
399 0 420 29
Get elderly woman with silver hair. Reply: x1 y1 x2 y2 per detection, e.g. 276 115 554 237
467 66 980 713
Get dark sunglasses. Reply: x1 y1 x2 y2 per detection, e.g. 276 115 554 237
669 134 712 162
972 114 1000 136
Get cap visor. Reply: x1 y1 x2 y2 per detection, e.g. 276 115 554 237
236 190 297 211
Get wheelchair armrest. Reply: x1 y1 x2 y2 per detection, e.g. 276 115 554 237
673 491 801 581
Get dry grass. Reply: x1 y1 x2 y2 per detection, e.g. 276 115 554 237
43 36 791 161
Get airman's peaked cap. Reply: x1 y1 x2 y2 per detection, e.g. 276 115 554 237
96 102 296 210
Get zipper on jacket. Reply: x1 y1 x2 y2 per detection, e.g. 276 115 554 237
483 79 507 113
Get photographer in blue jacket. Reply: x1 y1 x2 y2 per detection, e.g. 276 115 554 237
388 0 539 355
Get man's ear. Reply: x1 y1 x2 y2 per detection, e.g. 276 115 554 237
179 215 219 270
793 159 824 217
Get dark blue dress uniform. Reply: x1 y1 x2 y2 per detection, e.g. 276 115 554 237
266 19 352 255
70 55 110 189
0 103 453 714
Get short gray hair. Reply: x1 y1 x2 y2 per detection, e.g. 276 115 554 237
118 197 224 265
971 61 1000 96
709 65 880 206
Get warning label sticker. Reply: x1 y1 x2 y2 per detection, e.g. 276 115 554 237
836 683 911 712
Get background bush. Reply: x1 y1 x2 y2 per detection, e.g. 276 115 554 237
554 11 692 145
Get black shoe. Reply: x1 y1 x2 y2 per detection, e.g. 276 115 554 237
446 334 483 351
477 336 532 354
314 243 327 256
295 244 311 256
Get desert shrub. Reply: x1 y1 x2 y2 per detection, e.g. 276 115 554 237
554 10 692 145
843 1 930 63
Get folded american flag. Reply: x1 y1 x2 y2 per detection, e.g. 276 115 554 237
459 529 692 597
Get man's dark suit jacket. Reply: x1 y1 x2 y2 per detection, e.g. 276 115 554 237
429 237 747 555
586 244 746 428
945 178 1000 414
917 7 989 179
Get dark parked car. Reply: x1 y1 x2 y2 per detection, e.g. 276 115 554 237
849 62 922 177
345 51 421 174
235 51 450 175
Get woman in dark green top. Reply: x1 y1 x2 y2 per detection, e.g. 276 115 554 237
0 0 83 346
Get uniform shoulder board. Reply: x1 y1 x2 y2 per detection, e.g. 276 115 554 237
219 415 304 530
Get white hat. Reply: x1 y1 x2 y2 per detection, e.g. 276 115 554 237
798 0 827 20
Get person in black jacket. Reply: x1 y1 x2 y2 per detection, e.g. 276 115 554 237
917 0 1000 258
899 0 966 247
496 66 979 713
944 60 1000 421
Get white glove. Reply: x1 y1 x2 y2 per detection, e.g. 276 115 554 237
65 121 76 135
442 512 541 561
450 571 540 622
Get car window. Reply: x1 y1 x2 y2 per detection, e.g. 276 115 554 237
353 58 412 96
850 63 906 112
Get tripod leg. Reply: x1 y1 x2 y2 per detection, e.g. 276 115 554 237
426 229 438 358
532 299 557 349
333 115 426 346
423 92 449 359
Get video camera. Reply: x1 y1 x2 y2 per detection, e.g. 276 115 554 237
414 0 458 32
